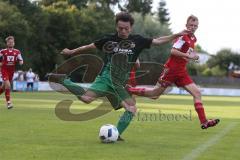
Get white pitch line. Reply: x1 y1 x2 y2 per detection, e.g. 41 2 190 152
182 123 237 160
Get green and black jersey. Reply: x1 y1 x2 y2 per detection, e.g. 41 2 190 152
94 33 152 84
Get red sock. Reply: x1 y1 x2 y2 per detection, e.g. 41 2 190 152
128 87 146 96
0 87 4 95
5 89 11 103
194 102 207 124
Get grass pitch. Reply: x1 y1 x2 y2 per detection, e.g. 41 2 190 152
0 92 239 160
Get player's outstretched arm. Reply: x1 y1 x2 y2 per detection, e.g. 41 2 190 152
61 43 96 56
152 30 189 45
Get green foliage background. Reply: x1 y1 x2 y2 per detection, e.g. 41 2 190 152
0 0 239 80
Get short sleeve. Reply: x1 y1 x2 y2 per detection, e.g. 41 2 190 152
173 36 186 49
138 36 153 49
94 35 111 50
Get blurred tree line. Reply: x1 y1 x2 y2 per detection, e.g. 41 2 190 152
0 0 172 80
188 49 240 77
0 0 239 82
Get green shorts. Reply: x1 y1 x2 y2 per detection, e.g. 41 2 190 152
89 74 131 110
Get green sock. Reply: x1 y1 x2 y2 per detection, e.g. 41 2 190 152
63 79 85 96
117 111 134 135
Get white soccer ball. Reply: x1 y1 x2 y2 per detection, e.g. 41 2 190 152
99 124 119 143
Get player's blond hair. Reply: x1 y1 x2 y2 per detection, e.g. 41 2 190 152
186 15 198 24
5 36 14 42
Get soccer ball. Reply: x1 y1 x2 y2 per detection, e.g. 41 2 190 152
99 124 119 143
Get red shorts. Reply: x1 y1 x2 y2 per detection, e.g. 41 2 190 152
158 68 193 88
1 68 14 81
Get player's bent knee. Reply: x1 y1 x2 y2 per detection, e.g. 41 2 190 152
4 85 11 89
194 90 202 98
80 96 94 104
151 96 160 100
153 86 165 97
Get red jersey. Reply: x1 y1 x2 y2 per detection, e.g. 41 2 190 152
0 48 23 70
164 34 197 73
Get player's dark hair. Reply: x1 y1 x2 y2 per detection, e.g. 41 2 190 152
115 12 134 26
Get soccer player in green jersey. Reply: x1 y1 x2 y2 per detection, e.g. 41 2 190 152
59 12 187 141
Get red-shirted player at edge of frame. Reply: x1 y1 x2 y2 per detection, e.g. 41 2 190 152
0 36 23 109
127 15 220 129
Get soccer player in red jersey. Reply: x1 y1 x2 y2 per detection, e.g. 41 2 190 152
128 15 220 129
0 36 23 109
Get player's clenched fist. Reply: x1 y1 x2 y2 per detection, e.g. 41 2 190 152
188 51 199 60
